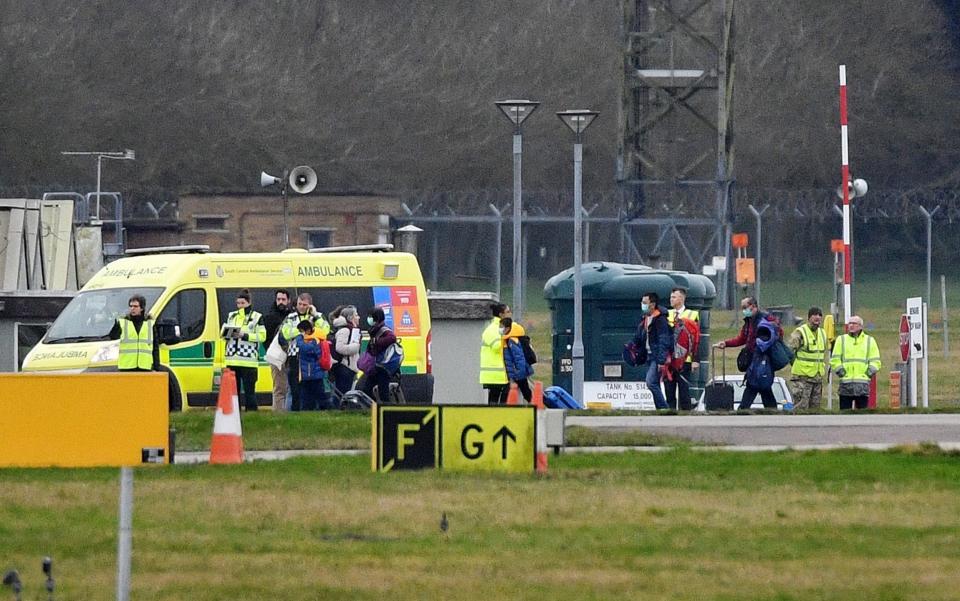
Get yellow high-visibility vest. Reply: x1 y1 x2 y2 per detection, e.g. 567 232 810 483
479 317 508 385
223 309 266 368
829 333 881 385
792 323 827 378
118 317 154 371
668 307 700 363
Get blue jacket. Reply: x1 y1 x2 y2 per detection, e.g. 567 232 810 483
503 338 534 381
295 335 326 381
632 307 672 366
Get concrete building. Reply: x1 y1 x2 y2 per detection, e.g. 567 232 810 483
126 194 403 252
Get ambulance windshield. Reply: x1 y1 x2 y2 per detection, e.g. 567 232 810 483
44 288 164 343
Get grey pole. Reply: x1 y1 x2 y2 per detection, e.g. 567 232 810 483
116 466 134 601
583 204 598 263
747 204 769 306
489 204 507 301
521 216 529 315
512 133 523 321
941 274 949 358
96 155 103 220
573 141 585 403
918 205 940 303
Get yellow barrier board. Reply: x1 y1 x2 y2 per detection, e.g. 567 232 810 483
0 373 169 467
441 407 535 473
374 405 535 473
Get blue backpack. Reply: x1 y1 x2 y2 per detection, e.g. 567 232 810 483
745 351 775 390
543 386 584 410
376 341 404 375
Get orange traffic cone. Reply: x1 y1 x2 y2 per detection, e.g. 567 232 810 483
532 381 548 474
531 380 545 409
210 368 244 464
505 382 520 406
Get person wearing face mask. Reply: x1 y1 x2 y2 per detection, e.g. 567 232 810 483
221 289 266 411
714 296 781 410
788 306 829 410
361 307 397 403
830 315 881 410
631 292 672 410
263 289 291 411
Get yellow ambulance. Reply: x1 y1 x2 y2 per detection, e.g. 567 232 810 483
21 245 434 408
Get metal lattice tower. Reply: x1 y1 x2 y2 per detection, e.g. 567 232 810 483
617 0 735 302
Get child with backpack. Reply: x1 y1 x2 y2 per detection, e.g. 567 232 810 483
499 317 534 402
294 319 334 410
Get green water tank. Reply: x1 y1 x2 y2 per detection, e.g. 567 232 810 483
543 262 717 397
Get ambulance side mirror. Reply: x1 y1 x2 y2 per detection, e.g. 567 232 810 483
157 318 182 345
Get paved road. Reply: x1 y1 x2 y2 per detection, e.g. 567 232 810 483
565 414 960 446
172 415 960 463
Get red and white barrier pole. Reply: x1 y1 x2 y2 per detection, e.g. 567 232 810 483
839 65 852 323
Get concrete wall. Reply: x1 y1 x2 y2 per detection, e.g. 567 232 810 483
428 292 498 405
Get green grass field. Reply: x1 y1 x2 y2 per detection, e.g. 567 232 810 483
5 271 960 599
3 449 960 600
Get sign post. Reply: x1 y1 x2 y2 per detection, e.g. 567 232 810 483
906 297 926 408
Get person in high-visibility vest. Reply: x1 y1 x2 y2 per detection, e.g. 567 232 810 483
222 288 267 411
479 303 511 405
666 287 700 411
111 294 157 372
788 306 828 410
280 292 330 411
829 315 881 410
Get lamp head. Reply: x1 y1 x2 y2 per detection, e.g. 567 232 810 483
556 109 599 136
494 99 540 129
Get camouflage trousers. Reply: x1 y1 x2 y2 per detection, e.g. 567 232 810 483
790 376 822 410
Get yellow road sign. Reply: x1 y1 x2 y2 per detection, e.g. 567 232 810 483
441 407 535 473
0 373 169 467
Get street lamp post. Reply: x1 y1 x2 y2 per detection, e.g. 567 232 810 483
61 149 136 220
557 109 599 404
495 99 540 321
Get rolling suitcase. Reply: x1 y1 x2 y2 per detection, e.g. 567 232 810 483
704 347 735 411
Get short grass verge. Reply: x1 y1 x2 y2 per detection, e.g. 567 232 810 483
2 449 960 600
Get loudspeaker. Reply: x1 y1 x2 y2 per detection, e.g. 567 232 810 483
836 177 868 199
289 165 317 194
260 171 282 187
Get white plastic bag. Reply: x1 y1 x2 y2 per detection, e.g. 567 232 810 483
265 332 287 368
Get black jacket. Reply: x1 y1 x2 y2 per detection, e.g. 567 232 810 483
263 303 288 344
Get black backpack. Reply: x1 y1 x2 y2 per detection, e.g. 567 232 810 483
327 326 350 363
518 335 537 365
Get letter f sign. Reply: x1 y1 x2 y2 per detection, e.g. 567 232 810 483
397 424 420 460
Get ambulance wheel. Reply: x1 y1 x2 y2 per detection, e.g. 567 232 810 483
157 366 183 412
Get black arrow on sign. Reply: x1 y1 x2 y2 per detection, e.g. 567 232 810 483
491 426 516 460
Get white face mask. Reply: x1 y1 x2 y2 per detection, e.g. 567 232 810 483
367 316 376 326
499 328 508 335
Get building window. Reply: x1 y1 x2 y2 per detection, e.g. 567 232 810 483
194 215 229 232
302 229 333 249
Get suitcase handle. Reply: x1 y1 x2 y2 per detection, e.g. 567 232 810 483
711 344 727 381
